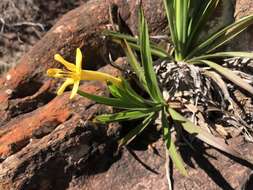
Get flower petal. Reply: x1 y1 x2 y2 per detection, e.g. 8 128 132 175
76 48 82 74
81 70 122 86
57 78 74 96
54 54 76 71
70 80 80 99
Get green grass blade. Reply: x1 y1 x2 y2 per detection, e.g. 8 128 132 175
78 90 147 110
206 29 249 54
108 84 122 98
120 79 158 106
174 0 185 60
168 108 244 159
109 80 157 107
118 113 155 147
186 0 219 54
175 0 183 45
108 84 147 108
187 14 253 58
189 51 253 62
182 0 189 45
106 30 170 58
200 60 253 95
139 10 164 103
187 0 219 43
96 109 157 124
121 40 153 94
103 30 138 43
126 41 170 58
162 109 188 176
121 40 146 85
163 0 177 52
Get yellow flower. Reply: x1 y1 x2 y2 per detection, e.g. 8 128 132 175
47 48 122 99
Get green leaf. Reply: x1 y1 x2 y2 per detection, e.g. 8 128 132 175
121 40 147 88
103 30 138 43
108 83 145 107
189 51 253 62
162 109 188 176
120 79 157 106
118 113 154 147
105 30 170 58
95 109 158 124
126 41 169 58
168 108 244 159
163 0 178 53
163 0 219 60
139 10 164 103
108 84 122 98
200 60 253 95
175 0 183 46
164 0 187 60
187 14 253 58
187 0 219 49
78 90 147 110
108 80 157 108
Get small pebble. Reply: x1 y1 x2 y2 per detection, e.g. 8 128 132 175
5 89 12 95
6 74 11 80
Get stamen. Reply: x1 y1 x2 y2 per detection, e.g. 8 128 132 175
47 69 62 77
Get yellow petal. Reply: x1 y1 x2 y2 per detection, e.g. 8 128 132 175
81 70 122 86
75 48 82 74
70 80 80 99
57 78 74 96
54 54 76 71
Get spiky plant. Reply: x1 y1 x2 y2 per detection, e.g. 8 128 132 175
102 0 253 177
48 0 253 187
105 1 253 135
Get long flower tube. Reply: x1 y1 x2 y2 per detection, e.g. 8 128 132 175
47 48 122 99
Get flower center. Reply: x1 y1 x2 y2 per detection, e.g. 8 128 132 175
47 69 80 80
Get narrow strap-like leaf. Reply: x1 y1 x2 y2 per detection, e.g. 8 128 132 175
163 0 178 53
189 52 253 62
186 0 219 50
108 84 122 98
108 82 147 107
103 30 138 43
168 108 245 160
108 80 156 108
200 60 253 95
139 10 164 103
121 40 147 88
118 113 154 147
125 41 169 58
162 109 188 176
78 90 148 110
105 30 170 58
187 14 253 58
95 109 158 124
120 79 158 107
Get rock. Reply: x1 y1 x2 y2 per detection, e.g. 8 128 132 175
229 0 253 51
0 0 167 127
0 63 122 189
